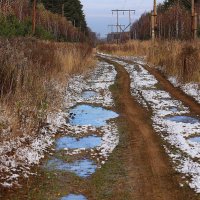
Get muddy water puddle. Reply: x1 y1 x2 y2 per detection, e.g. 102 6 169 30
56 135 101 150
82 91 97 99
46 158 97 177
166 116 200 124
1 61 120 199
69 104 118 127
43 103 118 198
61 194 87 200
189 137 200 143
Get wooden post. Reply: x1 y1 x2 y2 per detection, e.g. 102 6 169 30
114 10 120 44
32 0 36 35
62 4 64 17
152 0 157 40
191 0 197 39
151 11 155 40
194 12 198 39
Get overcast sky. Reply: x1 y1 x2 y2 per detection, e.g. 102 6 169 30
80 0 164 37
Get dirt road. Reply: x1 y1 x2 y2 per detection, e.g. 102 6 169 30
2 56 200 200
101 57 197 200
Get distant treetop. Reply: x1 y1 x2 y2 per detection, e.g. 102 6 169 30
39 0 88 33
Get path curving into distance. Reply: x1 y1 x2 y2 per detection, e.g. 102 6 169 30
99 55 198 200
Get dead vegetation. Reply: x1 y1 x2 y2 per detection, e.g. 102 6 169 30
0 37 95 140
98 40 200 83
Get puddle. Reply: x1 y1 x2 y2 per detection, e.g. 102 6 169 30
61 194 87 200
168 107 179 112
46 158 97 177
69 105 118 127
166 116 200 124
189 137 200 143
82 91 97 99
56 135 101 150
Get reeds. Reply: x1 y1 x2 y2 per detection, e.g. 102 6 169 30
98 40 200 83
98 41 150 56
0 37 94 139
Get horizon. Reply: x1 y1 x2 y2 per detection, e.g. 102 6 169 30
81 0 164 37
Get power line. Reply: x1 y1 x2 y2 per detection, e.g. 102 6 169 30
110 9 135 43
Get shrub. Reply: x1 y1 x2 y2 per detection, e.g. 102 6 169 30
34 25 55 40
0 15 31 37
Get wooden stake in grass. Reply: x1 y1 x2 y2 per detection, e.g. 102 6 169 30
32 0 36 35
191 0 197 40
62 4 65 17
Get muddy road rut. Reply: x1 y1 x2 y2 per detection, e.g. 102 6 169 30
102 57 197 200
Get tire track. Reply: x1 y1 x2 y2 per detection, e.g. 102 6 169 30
100 57 197 200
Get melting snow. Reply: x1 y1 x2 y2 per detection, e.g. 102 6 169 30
0 61 119 187
99 52 200 193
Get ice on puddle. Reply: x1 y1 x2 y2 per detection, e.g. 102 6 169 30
0 60 120 188
61 194 87 200
46 158 97 178
56 135 101 150
69 104 118 127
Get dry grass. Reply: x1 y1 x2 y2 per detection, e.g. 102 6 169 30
98 40 200 83
0 37 94 140
98 41 150 56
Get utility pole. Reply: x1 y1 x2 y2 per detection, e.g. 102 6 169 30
32 0 36 35
151 0 157 40
112 9 135 43
191 0 197 39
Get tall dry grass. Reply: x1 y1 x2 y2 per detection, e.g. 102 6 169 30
98 41 150 56
0 37 94 140
98 40 200 83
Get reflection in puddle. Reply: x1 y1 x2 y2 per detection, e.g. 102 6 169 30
82 91 97 99
168 107 179 112
56 135 101 150
61 194 87 200
46 158 97 177
69 105 118 127
189 137 200 143
166 116 200 124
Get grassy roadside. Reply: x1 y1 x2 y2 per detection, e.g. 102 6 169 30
0 38 95 141
0 37 95 192
85 58 133 200
98 40 200 83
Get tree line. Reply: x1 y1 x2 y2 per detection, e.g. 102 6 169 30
0 0 94 42
131 0 200 40
39 0 88 34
